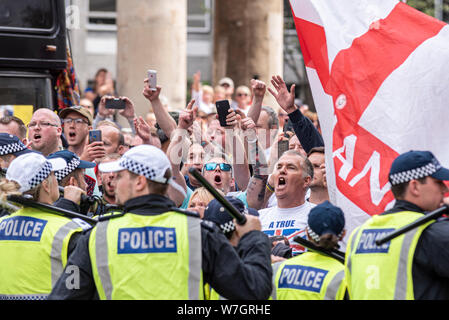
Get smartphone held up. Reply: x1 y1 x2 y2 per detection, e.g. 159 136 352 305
105 98 126 109
147 69 157 91
88 130 102 144
215 100 230 127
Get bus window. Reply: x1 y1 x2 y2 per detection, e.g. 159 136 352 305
0 75 52 114
0 0 54 31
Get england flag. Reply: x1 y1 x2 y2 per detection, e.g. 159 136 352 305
289 0 449 240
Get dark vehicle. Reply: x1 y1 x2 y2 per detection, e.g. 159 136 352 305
0 0 68 119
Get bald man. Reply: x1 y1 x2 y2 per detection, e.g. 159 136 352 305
97 124 127 159
27 108 63 156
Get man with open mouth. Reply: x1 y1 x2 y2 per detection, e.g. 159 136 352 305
202 157 235 195
259 150 317 256
59 105 93 159
27 108 63 157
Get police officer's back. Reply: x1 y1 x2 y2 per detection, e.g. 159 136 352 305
49 145 272 300
0 153 88 299
346 151 449 299
271 201 346 300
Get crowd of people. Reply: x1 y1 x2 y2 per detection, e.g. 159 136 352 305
0 67 448 300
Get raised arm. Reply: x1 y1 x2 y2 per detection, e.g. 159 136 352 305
224 110 250 191
268 75 324 153
165 100 198 206
247 79 267 125
240 116 271 210
142 80 177 140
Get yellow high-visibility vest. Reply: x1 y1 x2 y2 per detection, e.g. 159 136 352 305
271 251 345 300
345 211 433 300
89 211 203 299
0 207 85 300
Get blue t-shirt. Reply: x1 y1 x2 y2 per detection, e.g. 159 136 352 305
180 186 193 209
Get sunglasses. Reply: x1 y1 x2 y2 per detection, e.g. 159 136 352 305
204 162 232 172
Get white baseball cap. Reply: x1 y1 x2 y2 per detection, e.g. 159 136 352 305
6 153 67 193
98 145 186 197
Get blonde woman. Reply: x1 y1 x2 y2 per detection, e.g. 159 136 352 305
187 187 222 218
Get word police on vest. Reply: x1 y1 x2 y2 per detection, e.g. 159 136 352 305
0 216 47 241
118 226 177 254
278 265 328 293
355 228 395 254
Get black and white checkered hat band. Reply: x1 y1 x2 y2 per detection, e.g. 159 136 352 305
28 161 52 190
220 221 235 234
55 157 80 181
0 142 25 155
389 162 441 185
307 225 343 241
120 157 157 181
307 226 321 242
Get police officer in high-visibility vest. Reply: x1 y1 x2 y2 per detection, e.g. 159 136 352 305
271 201 347 300
0 153 89 300
49 145 272 300
346 150 449 300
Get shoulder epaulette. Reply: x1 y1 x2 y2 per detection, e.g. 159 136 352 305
71 218 94 231
201 220 219 232
170 207 201 218
97 212 126 222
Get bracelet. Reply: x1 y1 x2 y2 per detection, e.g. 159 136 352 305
266 183 274 193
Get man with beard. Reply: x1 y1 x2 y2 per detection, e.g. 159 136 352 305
183 143 205 191
96 153 120 207
307 147 329 205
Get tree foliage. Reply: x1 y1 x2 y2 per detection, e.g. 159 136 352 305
407 0 449 21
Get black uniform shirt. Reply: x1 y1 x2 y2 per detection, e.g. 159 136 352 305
49 194 272 300
382 200 449 299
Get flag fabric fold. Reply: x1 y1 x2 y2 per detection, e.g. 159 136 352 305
289 0 449 241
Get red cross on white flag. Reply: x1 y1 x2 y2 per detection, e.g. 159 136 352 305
289 0 449 239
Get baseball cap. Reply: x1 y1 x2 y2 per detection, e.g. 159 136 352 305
6 153 67 192
98 145 186 197
0 133 36 157
218 77 234 88
389 150 449 185
307 201 345 242
59 105 93 125
203 196 259 235
47 150 96 182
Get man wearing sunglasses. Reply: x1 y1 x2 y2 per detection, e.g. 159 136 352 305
202 157 235 195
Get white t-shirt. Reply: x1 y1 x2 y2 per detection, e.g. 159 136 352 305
266 189 311 208
259 201 316 255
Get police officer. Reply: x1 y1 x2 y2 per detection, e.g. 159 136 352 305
0 133 40 217
49 145 272 300
0 133 37 172
202 196 260 300
271 201 347 300
0 153 90 299
345 150 449 300
47 150 97 215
